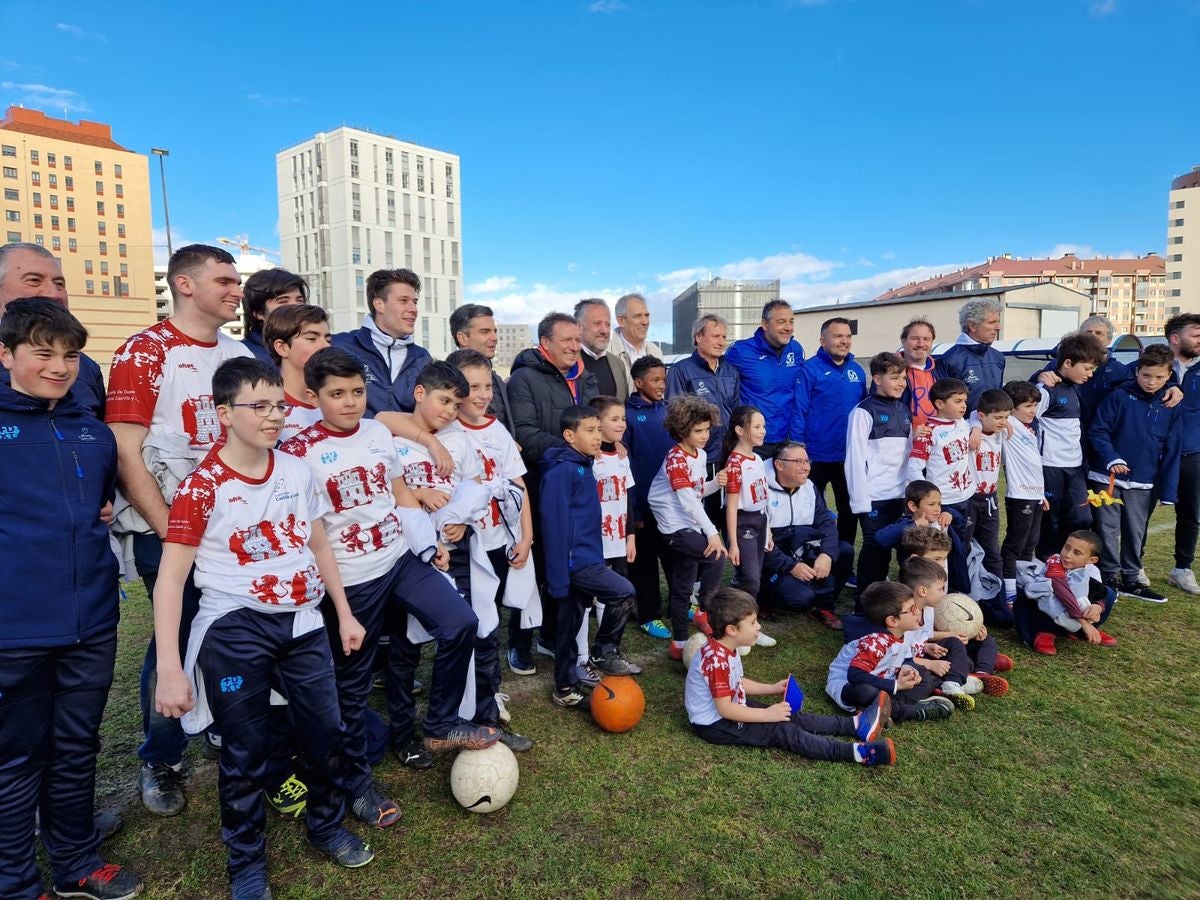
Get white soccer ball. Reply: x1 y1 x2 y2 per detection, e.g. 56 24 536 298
684 631 708 667
934 593 983 641
450 742 519 813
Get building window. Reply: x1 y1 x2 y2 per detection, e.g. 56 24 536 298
1172 218 1185 227
116 204 124 218
97 221 106 236
30 150 39 164
101 280 110 296
1170 236 1183 245
6 231 20 242
120 263 127 276
96 201 105 215
115 183 123 198
85 279 94 294
114 163 122 178
351 161 359 178
117 223 125 237
118 242 127 258
48 174 57 188
4 210 19 222
1 145 15 157
30 171 40 185
3 187 16 201
32 192 41 207
94 161 103 175
98 241 107 256
50 215 59 230
349 140 358 158
100 261 109 276
51 236 60 250
63 156 72 170
2 167 16 179
85 260 93 274
95 180 103 195
49 195 58 209
1170 253 1183 262
34 235 43 246
64 176 73 191
47 153 55 167
68 238 77 252
1170 271 1182 279
67 217 75 231
34 213 42 228
66 197 74 212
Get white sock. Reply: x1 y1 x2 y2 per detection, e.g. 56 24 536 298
1004 578 1016 595
853 744 867 763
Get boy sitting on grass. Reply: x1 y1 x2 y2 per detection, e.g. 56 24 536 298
1016 530 1118 656
686 588 894 766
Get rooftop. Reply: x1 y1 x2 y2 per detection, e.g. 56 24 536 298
0 107 128 151
1172 165 1200 192
795 280 1087 314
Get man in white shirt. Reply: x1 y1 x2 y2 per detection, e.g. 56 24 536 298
611 293 662 375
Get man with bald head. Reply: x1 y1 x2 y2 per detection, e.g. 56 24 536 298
0 242 105 417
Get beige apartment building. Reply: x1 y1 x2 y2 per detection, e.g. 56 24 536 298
277 127 462 355
1167 166 1199 315
1 107 156 372
494 322 532 372
671 277 780 348
876 252 1168 337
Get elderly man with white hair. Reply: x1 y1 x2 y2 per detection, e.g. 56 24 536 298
937 297 1005 411
611 292 662 374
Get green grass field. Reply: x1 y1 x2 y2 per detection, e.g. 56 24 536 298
88 507 1200 899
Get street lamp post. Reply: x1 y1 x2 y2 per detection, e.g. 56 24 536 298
150 148 173 258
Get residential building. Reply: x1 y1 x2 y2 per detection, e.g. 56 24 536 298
1 107 156 372
793 282 1091 360
1167 166 1199 317
671 277 780 348
154 254 274 340
875 252 1168 337
494 322 532 372
276 127 462 354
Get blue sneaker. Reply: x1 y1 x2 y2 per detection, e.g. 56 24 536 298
854 693 891 742
686 604 700 622
640 619 671 640
845 575 858 590
309 828 374 868
575 661 602 687
507 647 536 676
855 738 896 766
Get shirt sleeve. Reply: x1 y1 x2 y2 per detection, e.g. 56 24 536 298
104 335 163 427
164 472 216 546
666 448 693 491
725 454 743 495
700 651 733 699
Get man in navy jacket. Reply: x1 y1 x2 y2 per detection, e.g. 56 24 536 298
724 300 805 454
667 313 740 458
938 297 1005 411
1165 313 1200 595
331 268 431 415
791 317 866 544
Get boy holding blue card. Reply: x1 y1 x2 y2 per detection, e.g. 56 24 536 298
684 587 895 766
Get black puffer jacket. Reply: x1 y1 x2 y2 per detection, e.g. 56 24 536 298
506 348 598 473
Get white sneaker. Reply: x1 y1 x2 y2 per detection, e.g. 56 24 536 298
939 680 976 710
755 631 777 648
1168 568 1200 595
495 692 511 726
963 674 984 695
1137 568 1151 587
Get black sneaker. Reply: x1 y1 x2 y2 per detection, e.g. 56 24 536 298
507 647 536 676
394 739 434 770
498 729 536 752
589 651 635 677
423 723 500 753
265 773 307 818
350 783 403 828
137 763 185 816
308 828 374 868
199 730 222 760
911 696 954 721
616 652 643 676
1120 581 1168 603
552 685 586 707
53 862 142 899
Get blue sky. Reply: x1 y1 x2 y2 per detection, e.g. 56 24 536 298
3 0 1197 340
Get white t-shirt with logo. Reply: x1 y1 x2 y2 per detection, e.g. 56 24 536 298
724 450 769 513
106 320 253 462
166 449 330 608
279 393 323 446
973 429 1005 496
443 417 524 551
648 445 715 536
279 418 406 586
593 450 634 559
1003 418 1044 501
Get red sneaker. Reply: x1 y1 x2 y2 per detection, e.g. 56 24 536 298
693 610 713 636
1096 630 1118 647
809 608 844 631
1032 632 1057 655
973 672 1009 696
993 653 1014 672
667 642 683 661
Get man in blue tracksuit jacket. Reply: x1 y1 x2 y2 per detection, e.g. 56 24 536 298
539 411 636 705
0 299 142 900
790 318 867 545
937 297 1005 411
724 300 805 453
666 314 741 458
330 268 431 415
1164 313 1200 595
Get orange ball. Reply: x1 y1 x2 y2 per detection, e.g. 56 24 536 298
589 675 646 733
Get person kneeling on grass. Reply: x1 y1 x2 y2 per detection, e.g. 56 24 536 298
685 587 895 766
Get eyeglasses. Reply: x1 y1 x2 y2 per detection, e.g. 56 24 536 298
228 402 292 418
776 457 811 466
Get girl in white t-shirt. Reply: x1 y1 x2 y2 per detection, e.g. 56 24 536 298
720 406 775 647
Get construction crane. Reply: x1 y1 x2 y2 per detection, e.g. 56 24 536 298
217 235 280 259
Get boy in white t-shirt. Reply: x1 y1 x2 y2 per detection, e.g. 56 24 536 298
647 395 727 660
1000 380 1050 607
908 377 976 553
263 303 331 444
970 388 1013 582
443 349 535 751
152 358 373 898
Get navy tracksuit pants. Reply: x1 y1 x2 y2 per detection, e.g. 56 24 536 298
383 552 478 747
197 608 349 884
446 545 512 728
554 563 634 690
856 498 905 603
0 631 116 900
693 704 857 762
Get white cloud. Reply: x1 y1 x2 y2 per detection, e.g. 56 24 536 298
0 81 90 114
1090 0 1117 16
466 275 518 293
587 0 628 12
245 93 302 108
566 261 577 273
55 23 107 41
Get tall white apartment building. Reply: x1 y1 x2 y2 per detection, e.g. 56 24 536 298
276 127 462 354
1167 166 1199 317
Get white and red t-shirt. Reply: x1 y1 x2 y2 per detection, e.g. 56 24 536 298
685 637 746 726
1003 418 1044 501
973 429 1004 496
446 417 526 551
279 419 404 586
106 320 253 461
648 445 715 536
908 416 975 505
279 393 323 446
165 449 330 608
593 450 634 559
724 450 769 513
